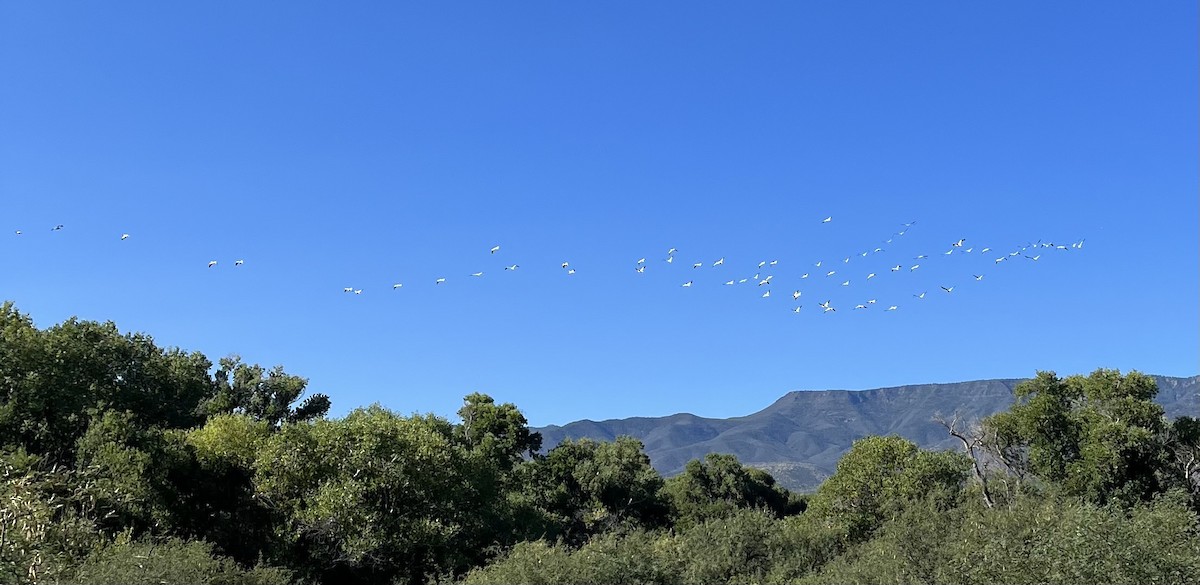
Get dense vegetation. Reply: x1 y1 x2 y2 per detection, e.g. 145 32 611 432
2 301 1198 584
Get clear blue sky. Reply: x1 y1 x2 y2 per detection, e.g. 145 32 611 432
2 2 1196 427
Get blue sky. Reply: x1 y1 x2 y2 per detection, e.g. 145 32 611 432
1 2 1196 427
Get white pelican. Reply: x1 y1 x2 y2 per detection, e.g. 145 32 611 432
682 281 693 287
886 305 898 311
504 264 519 271
471 272 484 277
724 280 735 285
973 274 984 281
866 273 876 280
801 273 809 279
914 291 926 299
393 283 403 289
910 264 920 271
120 233 129 240
941 286 954 293
792 290 801 300
714 258 725 266
490 245 501 254
841 280 850 286
822 216 832 223
207 260 218 268
891 265 901 271
234 259 244 266
762 290 770 298
693 262 703 269
436 278 446 284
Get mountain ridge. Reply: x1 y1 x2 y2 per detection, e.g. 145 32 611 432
534 374 1198 492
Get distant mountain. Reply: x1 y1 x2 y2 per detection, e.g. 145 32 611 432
534 375 1199 492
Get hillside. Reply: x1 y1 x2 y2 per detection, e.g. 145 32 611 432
535 374 1199 491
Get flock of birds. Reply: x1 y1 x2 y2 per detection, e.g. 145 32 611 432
14 217 1085 316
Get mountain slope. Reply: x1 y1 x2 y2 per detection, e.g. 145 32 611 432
535 375 1198 492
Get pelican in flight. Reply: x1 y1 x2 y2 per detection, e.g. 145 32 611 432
995 257 1006 263
823 306 836 313
981 247 991 253
52 225 63 231
952 239 965 247
682 281 693 288
792 306 802 313
758 261 767 268
891 265 901 271
567 269 576 275
841 280 850 286
941 286 955 293
801 273 809 279
504 265 519 271
914 254 928 260
826 270 836 277
207 260 218 268
762 290 771 298
866 273 876 280
393 283 403 289
1025 254 1041 261
353 289 362 295
343 287 353 292
822 216 832 223
819 300 832 309
234 259 244 266
635 266 646 273
562 262 570 269
792 290 802 300
490 245 501 254
13 230 21 235
120 233 129 240
910 264 920 271
724 280 735 285
886 305 898 311
914 291 927 299
668 247 677 255
854 304 867 310
693 262 703 269
471 272 484 277
769 260 778 266
973 274 984 281
436 278 446 285
637 258 646 265
867 299 876 304
666 256 674 263
714 258 725 266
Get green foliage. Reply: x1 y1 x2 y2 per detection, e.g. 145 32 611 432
662 453 798 529
517 436 669 545
206 355 330 428
984 369 1168 506
807 435 971 542
254 406 485 584
0 453 100 584
0 302 213 464
69 536 293 585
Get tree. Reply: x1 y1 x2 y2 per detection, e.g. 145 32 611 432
662 453 797 528
0 303 214 464
807 435 971 542
983 369 1167 506
204 356 330 428
455 393 542 470
518 437 668 545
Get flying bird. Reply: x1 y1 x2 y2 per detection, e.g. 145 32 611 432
973 274 984 281
738 278 748 283
867 273 876 280
637 258 646 265
504 265 519 271
762 290 770 298
910 264 920 271
854 304 867 310
792 290 802 300
941 286 955 293
914 254 928 260
207 261 218 268
914 291 927 299
343 287 353 293
51 225 63 231
353 289 362 295
815 261 822 267
393 283 403 289
666 256 674 263
471 272 484 277
635 266 646 273
682 281 693 288
801 273 809 279
886 305 898 311
120 233 129 240
758 261 767 268
490 245 501 254
952 239 965 247
823 306 836 313
567 269 576 275
995 257 1006 263
792 306 802 314
724 280 735 286
693 262 703 269
667 247 677 255
562 262 570 268
981 247 991 253
826 270 836 277
822 216 832 223
769 260 778 266
867 299 877 304
714 258 725 266
1025 255 1041 261
436 278 446 284
891 265 901 271
234 259 244 266
841 280 850 286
